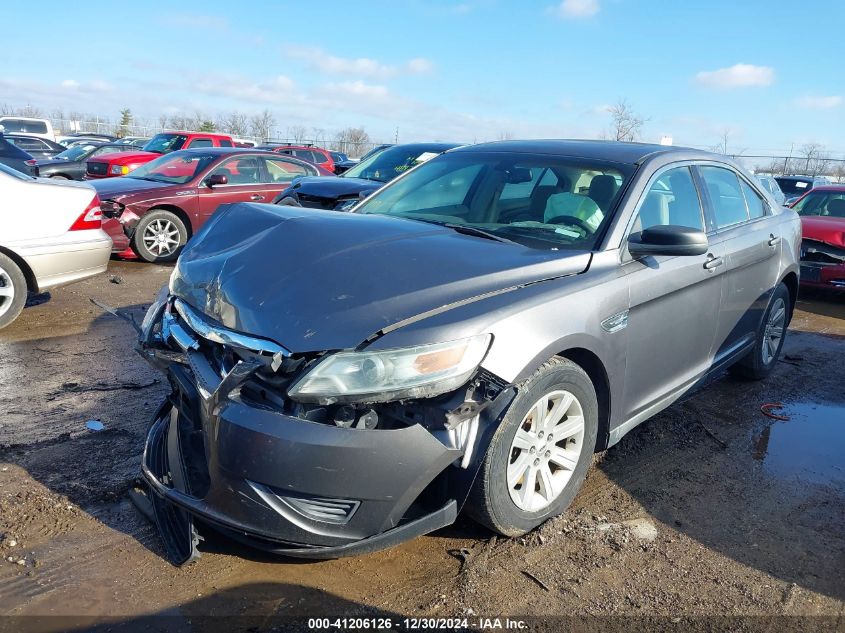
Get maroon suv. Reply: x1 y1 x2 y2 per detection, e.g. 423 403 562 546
92 148 323 262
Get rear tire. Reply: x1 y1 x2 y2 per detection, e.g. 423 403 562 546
729 283 790 380
465 357 598 536
131 210 188 263
0 253 27 330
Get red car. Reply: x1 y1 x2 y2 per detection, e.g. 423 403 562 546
790 185 845 289
92 148 324 262
260 144 338 174
85 131 234 179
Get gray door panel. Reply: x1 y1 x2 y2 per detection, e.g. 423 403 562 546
620 246 725 419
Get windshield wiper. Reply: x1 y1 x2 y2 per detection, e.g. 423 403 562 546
441 223 516 244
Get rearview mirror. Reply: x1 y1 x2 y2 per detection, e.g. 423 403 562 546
628 225 709 257
205 173 228 187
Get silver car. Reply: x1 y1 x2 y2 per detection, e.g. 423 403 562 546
136 140 800 563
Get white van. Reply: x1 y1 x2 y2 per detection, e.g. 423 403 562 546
0 117 56 141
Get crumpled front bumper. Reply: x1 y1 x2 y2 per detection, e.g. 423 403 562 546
140 359 464 561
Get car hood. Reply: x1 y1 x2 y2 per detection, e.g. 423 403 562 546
89 150 158 164
90 176 176 198
170 203 591 353
290 176 382 198
801 216 845 247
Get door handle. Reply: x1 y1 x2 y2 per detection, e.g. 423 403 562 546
703 254 723 270
767 234 780 247
250 194 264 201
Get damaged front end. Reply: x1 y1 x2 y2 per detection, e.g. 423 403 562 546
136 289 514 564
800 238 845 288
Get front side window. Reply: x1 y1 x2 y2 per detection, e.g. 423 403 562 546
188 138 213 148
208 156 262 184
355 151 632 250
633 166 705 232
699 166 749 229
128 151 217 184
792 191 845 217
219 139 233 147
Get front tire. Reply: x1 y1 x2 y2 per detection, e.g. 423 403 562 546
0 253 27 330
466 357 598 536
131 210 188 263
729 283 790 380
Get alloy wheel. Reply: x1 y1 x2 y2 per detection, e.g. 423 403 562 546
142 219 181 256
761 297 786 365
0 265 16 319
507 389 585 512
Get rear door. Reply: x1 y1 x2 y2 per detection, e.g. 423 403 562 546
258 156 319 199
197 155 268 219
697 165 782 362
620 164 726 419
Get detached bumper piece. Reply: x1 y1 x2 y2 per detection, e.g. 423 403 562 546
139 300 464 564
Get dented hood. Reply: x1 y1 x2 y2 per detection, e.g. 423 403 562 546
801 216 845 247
170 203 591 352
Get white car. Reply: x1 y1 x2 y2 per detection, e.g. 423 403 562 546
0 164 112 329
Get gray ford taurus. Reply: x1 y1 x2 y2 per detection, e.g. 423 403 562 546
136 140 801 563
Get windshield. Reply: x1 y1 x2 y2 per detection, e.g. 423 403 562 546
792 191 845 217
343 146 443 183
775 177 813 196
127 151 217 184
355 151 632 250
143 133 188 154
54 144 98 160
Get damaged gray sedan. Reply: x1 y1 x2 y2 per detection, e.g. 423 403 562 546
136 140 801 563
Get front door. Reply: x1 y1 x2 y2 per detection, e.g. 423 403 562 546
197 155 270 220
620 165 726 420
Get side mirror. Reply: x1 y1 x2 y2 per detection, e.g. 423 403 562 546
628 225 709 257
205 173 228 187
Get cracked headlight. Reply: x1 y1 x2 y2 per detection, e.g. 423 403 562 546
288 334 492 404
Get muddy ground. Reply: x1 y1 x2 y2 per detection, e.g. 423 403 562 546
0 260 843 630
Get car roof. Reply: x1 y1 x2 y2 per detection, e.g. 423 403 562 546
170 147 279 155
452 139 719 165
802 184 845 192
154 131 232 138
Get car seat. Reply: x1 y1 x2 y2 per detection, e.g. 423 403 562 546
827 198 845 217
587 174 618 211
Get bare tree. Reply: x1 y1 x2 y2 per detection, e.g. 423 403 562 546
711 129 731 155
158 113 169 130
218 111 249 136
249 109 275 142
608 98 645 142
333 127 371 157
497 130 514 141
311 127 326 146
287 125 308 143
799 143 830 176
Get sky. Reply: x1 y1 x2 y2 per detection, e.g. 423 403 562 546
1 0 843 156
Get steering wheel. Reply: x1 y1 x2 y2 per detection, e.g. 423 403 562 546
547 214 594 234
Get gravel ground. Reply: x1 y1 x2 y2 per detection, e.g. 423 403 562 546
0 260 843 631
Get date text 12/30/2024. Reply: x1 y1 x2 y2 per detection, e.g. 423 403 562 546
307 617 529 630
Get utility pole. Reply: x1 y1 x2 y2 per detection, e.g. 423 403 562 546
394 127 399 144
783 143 793 176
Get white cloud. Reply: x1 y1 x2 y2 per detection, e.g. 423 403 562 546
61 79 80 89
321 80 390 100
794 95 842 110
552 0 599 19
694 63 774 89
284 46 434 79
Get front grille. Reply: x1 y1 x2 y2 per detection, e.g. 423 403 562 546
297 194 336 210
87 161 108 176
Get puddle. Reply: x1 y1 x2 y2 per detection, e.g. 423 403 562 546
752 402 845 490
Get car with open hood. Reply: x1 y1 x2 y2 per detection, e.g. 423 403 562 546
93 148 325 262
790 185 845 289
135 140 800 564
271 142 459 211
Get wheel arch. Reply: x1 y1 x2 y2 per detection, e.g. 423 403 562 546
557 348 612 452
0 245 38 293
146 205 193 238
780 270 798 323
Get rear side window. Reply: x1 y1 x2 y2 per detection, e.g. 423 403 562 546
9 137 47 151
0 119 48 134
739 179 767 218
188 138 213 148
218 139 233 147
699 166 749 229
264 157 316 182
634 166 705 232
